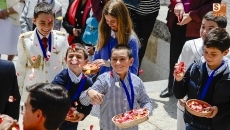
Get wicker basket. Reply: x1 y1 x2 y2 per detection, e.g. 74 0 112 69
112 109 149 129
65 116 79 122
83 64 99 75
186 99 212 117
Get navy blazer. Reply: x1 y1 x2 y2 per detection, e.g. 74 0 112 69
0 59 20 120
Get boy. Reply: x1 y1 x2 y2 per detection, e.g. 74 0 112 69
0 83 71 130
16 2 69 103
173 28 230 130
80 44 153 130
52 44 93 130
176 11 229 130
20 0 62 33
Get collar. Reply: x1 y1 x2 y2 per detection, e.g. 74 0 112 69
111 30 116 38
111 70 129 82
39 0 52 3
206 60 227 76
68 68 83 84
36 29 49 39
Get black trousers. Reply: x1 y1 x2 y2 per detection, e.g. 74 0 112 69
128 10 159 69
167 19 198 89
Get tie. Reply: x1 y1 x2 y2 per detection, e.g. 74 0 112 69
42 37 48 50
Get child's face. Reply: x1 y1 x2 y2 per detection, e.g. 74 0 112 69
200 19 218 40
111 49 133 75
104 14 118 31
33 13 54 36
203 46 229 69
65 50 88 72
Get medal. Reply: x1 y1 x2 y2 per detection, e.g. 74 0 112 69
45 60 50 67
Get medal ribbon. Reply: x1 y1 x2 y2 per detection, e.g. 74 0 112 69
120 72 135 110
66 73 86 101
198 61 224 100
35 30 52 60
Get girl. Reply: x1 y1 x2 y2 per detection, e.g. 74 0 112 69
92 0 140 75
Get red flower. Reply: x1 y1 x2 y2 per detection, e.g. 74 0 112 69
48 18 52 23
90 125 93 130
71 44 76 51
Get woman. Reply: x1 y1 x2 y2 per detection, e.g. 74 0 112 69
124 0 160 72
93 0 140 75
0 0 24 61
62 0 91 44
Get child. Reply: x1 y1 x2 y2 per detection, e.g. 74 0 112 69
173 27 230 130
176 11 229 130
52 43 93 130
92 0 139 75
20 0 62 33
80 44 153 130
16 2 69 103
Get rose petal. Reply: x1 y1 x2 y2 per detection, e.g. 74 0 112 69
53 66 57 70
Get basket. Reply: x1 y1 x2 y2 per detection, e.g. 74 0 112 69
112 109 149 129
65 116 79 122
186 99 212 117
82 63 99 75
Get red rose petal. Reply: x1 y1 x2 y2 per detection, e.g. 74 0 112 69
90 125 93 130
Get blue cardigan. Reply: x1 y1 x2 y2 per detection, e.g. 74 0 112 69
93 35 139 75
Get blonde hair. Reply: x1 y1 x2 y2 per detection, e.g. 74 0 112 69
96 0 138 50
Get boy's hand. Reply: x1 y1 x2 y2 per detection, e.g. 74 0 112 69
173 62 186 81
0 115 17 130
87 89 104 105
179 99 186 107
205 106 218 118
69 113 85 122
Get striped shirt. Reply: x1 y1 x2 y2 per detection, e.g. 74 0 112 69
80 70 153 130
125 0 160 15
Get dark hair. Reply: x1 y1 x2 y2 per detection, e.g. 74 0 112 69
203 11 227 28
111 44 133 58
26 83 71 129
34 2 55 19
65 43 88 59
204 27 230 52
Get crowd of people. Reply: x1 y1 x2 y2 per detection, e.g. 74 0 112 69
0 0 230 130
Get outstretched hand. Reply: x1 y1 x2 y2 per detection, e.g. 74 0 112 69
87 89 104 105
0 115 18 130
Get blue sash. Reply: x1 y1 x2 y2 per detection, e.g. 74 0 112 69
120 72 135 110
198 61 224 100
66 73 86 101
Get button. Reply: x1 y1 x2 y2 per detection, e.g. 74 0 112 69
81 11 83 14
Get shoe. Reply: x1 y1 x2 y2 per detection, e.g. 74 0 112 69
160 88 173 98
